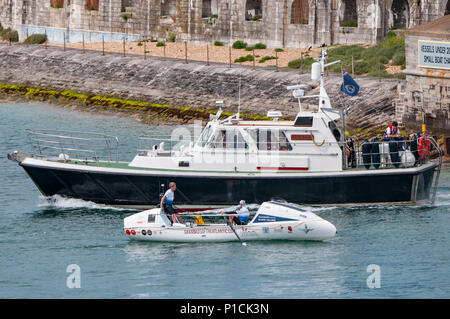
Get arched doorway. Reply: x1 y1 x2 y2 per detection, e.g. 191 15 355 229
340 0 358 27
392 0 410 28
161 0 176 16
245 0 262 21
291 0 309 24
445 1 450 15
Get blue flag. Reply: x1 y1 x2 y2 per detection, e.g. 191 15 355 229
340 69 359 96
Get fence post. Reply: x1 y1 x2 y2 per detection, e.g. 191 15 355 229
229 45 232 68
185 41 188 64
252 49 255 70
64 32 66 51
163 41 166 57
102 35 105 56
45 30 47 49
82 33 85 53
123 37 126 57
144 40 146 60
275 49 278 72
206 44 209 66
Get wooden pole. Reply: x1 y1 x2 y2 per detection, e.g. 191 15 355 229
45 30 47 49
163 42 166 57
144 40 146 60
102 35 105 56
185 41 188 64
275 49 278 72
206 44 209 66
252 49 255 70
63 32 66 51
82 33 85 53
123 37 126 57
229 45 232 68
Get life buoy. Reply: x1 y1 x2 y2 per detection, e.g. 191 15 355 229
418 136 431 158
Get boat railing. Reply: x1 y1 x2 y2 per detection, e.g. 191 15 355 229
138 135 192 155
344 136 442 170
26 129 119 163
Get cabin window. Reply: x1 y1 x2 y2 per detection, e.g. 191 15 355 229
161 0 176 16
291 0 309 25
340 0 358 27
148 214 156 223
245 0 262 21
294 116 313 126
212 130 247 149
247 129 292 151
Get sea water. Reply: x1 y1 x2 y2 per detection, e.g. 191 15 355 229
0 102 449 298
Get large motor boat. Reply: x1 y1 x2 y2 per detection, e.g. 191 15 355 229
8 46 442 210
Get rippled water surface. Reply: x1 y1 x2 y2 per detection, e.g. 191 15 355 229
0 102 449 298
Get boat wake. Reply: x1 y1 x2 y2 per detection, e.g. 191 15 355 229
38 195 130 211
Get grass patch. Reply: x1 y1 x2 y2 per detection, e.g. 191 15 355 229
275 48 284 52
0 28 19 42
234 55 254 63
259 56 277 63
287 57 316 70
213 41 224 46
156 41 165 47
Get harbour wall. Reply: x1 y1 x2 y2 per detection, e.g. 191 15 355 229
0 43 402 134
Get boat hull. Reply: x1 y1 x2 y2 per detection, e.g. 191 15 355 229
18 157 437 208
125 221 336 242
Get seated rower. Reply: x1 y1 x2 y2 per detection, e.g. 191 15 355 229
221 200 250 226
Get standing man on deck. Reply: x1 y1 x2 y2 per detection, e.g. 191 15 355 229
160 182 184 225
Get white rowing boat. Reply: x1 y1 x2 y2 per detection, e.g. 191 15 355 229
123 201 336 242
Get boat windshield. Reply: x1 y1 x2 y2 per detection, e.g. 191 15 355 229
198 124 213 147
210 129 248 149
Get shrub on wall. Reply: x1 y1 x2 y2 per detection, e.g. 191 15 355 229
232 40 247 49
0 28 19 42
23 34 47 44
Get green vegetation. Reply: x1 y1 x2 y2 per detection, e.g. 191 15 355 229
287 57 316 69
275 48 284 53
253 43 267 50
0 28 18 42
234 55 254 63
342 20 358 27
213 41 224 46
54 3 63 9
137 42 143 46
156 41 165 47
232 40 247 49
210 14 218 19
88 6 95 11
259 56 277 63
23 34 47 44
251 16 261 21
122 14 128 21
0 83 268 122
167 33 176 42
287 33 406 79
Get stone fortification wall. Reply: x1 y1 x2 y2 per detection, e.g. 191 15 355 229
0 43 401 133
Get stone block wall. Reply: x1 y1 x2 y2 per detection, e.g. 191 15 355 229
1 1 449 47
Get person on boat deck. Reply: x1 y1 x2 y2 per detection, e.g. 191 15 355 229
221 200 250 226
383 121 401 140
160 182 184 225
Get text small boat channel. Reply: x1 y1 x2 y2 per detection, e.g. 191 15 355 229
124 201 337 242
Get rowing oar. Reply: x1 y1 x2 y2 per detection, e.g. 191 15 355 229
223 215 247 246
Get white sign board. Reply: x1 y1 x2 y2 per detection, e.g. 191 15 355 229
418 40 450 70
